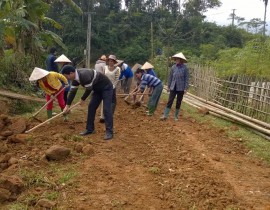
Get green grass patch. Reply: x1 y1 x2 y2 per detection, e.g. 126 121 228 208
19 169 48 188
148 166 161 174
6 202 29 210
178 98 270 164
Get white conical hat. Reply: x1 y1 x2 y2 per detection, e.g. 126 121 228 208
29 67 49 81
171 52 187 62
55 54 71 63
141 62 154 70
115 59 124 67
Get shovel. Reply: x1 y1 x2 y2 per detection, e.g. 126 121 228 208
25 101 80 134
124 87 138 105
132 88 148 108
30 87 66 121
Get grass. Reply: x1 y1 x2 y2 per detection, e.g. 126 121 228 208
178 98 270 164
43 191 59 201
48 163 78 185
6 203 29 210
148 166 161 174
19 169 48 188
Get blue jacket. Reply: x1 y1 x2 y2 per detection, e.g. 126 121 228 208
119 63 133 79
146 69 157 77
46 54 59 72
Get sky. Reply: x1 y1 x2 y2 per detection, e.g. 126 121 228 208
204 0 267 26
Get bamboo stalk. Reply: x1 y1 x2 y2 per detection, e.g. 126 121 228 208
186 93 270 129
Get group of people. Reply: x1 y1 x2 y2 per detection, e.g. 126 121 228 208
29 48 189 141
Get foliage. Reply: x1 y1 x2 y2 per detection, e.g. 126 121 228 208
0 0 269 90
211 37 270 79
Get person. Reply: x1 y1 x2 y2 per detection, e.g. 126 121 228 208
133 68 163 116
29 67 69 119
141 61 157 77
61 65 114 140
54 54 72 105
116 60 133 94
94 55 107 73
45 47 59 72
160 52 189 121
94 55 107 121
99 55 120 122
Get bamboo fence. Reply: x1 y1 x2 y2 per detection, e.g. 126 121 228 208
189 65 270 123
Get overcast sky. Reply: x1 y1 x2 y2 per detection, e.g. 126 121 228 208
204 0 267 26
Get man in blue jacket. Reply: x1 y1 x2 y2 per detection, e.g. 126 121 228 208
117 60 133 94
46 47 59 72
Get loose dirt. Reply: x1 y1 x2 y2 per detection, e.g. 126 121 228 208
0 97 270 210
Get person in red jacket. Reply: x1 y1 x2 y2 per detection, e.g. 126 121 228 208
29 67 69 119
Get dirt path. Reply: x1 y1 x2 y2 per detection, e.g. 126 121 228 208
1 98 270 209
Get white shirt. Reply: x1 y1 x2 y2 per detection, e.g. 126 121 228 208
104 66 120 88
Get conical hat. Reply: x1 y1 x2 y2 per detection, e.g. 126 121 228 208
29 67 49 81
55 54 71 63
141 62 154 70
115 59 124 66
172 52 187 62
131 63 142 72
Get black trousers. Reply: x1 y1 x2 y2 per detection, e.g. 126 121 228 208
86 85 113 134
166 90 184 110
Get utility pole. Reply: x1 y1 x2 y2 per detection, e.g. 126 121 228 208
86 12 95 68
231 9 236 27
151 22 154 61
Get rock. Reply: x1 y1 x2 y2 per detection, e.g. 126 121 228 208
0 121 4 132
0 143 8 153
0 114 8 121
0 136 6 141
8 118 27 134
8 157 19 166
45 145 71 161
0 153 12 163
0 163 9 170
0 188 11 202
7 134 27 144
82 145 95 156
74 143 84 153
36 198 56 208
198 107 210 115
1 130 13 137
0 175 24 195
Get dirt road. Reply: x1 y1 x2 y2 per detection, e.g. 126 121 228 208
1 98 270 209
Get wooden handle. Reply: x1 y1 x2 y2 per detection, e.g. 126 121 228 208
139 87 148 101
124 87 138 100
25 101 80 134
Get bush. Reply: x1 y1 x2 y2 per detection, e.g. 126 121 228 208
0 51 41 93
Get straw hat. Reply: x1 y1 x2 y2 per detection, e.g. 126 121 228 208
131 63 142 72
29 67 49 81
171 52 187 62
108 55 117 63
141 62 154 70
55 54 71 63
115 59 124 66
100 55 107 61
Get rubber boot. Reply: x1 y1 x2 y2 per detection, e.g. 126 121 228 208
47 110 53 119
160 107 170 120
61 109 68 122
174 109 180 121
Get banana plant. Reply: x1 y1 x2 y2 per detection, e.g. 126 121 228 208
0 0 82 54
